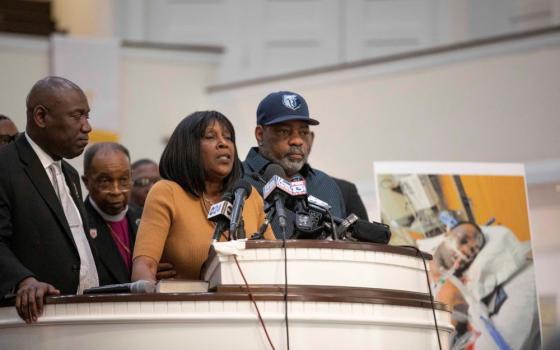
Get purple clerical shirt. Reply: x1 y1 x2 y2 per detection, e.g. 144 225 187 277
107 218 132 273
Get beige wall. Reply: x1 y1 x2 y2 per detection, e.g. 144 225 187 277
0 33 219 174
119 49 218 163
0 35 49 132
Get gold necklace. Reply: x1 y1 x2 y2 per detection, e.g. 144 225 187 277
201 193 216 212
201 193 218 229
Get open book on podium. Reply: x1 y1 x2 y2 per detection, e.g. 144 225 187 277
156 279 208 293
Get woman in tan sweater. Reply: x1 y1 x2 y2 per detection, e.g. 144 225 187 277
131 111 273 282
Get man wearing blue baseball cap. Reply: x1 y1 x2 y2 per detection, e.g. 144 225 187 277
243 91 346 238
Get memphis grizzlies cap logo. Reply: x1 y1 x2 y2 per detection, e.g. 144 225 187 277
282 94 301 110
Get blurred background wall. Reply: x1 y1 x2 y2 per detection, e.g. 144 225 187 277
1 0 559 341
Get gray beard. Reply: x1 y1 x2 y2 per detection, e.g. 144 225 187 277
259 146 308 177
277 157 306 177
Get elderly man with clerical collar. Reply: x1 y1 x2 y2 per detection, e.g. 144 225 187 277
0 76 104 323
81 142 141 285
243 91 346 238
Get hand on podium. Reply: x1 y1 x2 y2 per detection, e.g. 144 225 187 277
16 277 60 324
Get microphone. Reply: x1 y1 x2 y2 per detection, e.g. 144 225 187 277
83 280 156 294
308 195 331 211
335 213 359 238
208 192 233 242
289 174 308 213
262 163 285 182
229 179 253 239
250 172 267 184
262 165 291 230
349 220 391 244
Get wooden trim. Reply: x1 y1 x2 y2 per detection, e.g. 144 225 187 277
207 25 560 93
0 286 448 312
122 40 224 54
243 239 432 259
216 284 449 311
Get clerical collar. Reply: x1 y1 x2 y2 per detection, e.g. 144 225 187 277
89 197 128 222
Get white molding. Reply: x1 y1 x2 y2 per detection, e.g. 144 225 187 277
209 28 560 91
0 33 49 52
120 45 222 64
525 158 560 184
373 161 525 176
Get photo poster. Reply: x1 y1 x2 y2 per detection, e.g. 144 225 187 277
373 162 542 350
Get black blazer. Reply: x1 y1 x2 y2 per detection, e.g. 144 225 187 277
0 135 103 295
333 178 369 221
84 198 140 285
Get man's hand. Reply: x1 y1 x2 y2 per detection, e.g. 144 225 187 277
15 277 60 324
156 262 176 280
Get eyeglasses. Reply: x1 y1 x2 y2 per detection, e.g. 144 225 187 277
0 134 17 145
133 177 160 187
94 178 133 193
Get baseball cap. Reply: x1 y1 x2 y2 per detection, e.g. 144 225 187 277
256 91 319 126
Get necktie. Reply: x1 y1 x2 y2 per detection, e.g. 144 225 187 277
48 163 99 294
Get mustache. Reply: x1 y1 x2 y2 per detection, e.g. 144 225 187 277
286 146 304 155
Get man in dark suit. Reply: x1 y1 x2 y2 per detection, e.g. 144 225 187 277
81 142 140 284
0 77 101 323
333 177 369 221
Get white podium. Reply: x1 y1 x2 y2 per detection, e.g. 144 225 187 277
0 240 453 350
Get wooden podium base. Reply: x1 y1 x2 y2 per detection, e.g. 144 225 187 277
0 240 453 349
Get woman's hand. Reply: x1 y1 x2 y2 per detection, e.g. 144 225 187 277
131 256 158 283
156 262 177 280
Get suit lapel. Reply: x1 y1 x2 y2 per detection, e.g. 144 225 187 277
16 136 76 248
85 199 130 283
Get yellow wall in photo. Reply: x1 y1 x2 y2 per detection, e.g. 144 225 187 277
438 175 463 214
460 175 531 241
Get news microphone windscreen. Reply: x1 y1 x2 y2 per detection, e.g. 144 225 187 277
290 177 307 197
351 220 391 244
222 192 233 202
207 200 232 220
233 179 252 197
290 174 304 182
131 280 156 293
263 163 286 181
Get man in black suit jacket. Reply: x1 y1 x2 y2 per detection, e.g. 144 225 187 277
0 77 103 323
82 142 140 284
333 177 369 221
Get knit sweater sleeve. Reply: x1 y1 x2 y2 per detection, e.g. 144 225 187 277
132 180 176 262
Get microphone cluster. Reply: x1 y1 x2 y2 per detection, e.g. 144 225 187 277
207 164 392 244
259 165 391 244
